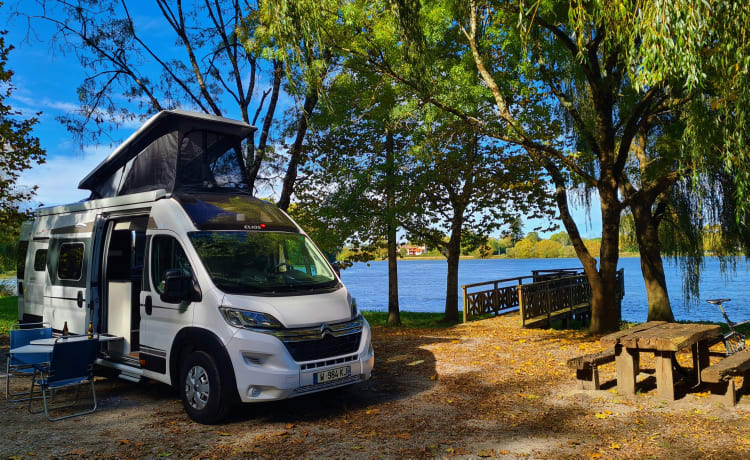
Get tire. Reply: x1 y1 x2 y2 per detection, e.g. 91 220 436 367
179 350 231 424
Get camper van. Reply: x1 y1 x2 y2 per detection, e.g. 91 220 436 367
15 110 374 424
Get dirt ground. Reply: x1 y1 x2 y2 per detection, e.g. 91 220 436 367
2 312 750 459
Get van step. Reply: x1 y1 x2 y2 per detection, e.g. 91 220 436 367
118 371 141 383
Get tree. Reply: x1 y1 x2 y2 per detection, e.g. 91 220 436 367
550 232 571 247
0 28 45 228
401 119 551 322
21 0 300 194
292 67 415 325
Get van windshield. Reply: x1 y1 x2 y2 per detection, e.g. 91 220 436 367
188 231 338 294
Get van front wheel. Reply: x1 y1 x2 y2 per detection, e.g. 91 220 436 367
179 351 231 424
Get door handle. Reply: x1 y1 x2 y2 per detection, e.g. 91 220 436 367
145 295 153 316
77 291 84 308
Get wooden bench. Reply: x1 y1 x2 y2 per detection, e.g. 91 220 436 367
701 349 750 405
567 348 616 390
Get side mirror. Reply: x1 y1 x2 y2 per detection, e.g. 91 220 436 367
161 269 193 304
331 261 342 277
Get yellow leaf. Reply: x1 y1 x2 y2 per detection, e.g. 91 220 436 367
406 360 424 366
595 413 607 419
609 442 621 449
365 409 380 415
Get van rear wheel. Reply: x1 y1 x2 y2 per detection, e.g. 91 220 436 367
179 351 231 424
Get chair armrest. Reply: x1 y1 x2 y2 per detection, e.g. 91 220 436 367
32 362 50 373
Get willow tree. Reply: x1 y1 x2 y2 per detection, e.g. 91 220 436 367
260 0 750 331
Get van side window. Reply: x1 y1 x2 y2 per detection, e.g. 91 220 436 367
151 235 192 294
17 241 29 279
33 249 47 271
57 243 85 281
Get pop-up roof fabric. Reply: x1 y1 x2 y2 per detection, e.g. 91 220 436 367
79 110 255 199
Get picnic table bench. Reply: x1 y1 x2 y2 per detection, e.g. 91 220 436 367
701 348 750 405
600 321 723 401
567 348 616 390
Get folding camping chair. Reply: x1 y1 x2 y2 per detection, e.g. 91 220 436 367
27 337 99 421
5 322 52 402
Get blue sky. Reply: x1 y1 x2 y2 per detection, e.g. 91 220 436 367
3 3 603 239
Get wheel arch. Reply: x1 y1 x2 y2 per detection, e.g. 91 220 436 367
169 327 238 398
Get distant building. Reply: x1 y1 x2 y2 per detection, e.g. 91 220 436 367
402 243 426 256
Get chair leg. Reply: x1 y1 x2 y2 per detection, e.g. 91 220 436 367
44 380 98 422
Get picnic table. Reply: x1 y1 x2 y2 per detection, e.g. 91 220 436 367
600 321 722 400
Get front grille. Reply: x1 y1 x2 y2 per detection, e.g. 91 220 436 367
300 354 358 371
264 317 364 362
293 375 361 394
284 332 361 362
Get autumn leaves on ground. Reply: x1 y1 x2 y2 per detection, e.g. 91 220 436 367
2 313 750 459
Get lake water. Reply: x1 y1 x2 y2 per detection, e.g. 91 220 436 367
3 257 749 323
340 257 750 324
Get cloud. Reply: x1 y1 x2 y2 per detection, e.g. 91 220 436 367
10 94 144 130
18 145 113 207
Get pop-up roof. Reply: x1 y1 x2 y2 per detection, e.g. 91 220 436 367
79 110 256 199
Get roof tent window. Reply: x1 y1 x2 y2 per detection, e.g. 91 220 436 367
119 130 178 196
176 130 249 192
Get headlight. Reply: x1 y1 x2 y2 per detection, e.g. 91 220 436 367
219 307 283 329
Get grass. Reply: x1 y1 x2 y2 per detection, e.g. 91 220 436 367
0 296 18 337
362 311 457 329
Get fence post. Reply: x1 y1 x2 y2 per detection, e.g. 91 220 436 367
493 281 499 315
462 285 468 323
517 281 525 327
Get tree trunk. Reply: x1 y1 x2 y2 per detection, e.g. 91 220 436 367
631 201 675 322
386 220 401 325
384 128 401 325
277 91 319 211
590 183 623 333
444 236 461 323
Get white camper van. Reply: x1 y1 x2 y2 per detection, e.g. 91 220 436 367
15 110 374 424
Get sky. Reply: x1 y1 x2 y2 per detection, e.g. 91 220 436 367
2 2 603 240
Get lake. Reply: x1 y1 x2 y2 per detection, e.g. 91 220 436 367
3 256 749 323
340 257 750 324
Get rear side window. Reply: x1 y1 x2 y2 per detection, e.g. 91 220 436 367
16 241 29 279
34 249 47 271
57 243 84 281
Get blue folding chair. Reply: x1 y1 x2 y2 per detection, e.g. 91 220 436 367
5 322 52 402
27 337 99 421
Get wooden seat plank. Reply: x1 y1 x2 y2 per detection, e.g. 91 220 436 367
566 348 616 369
701 349 750 383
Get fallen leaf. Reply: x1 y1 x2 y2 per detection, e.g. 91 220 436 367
117 440 130 446
406 360 424 366
365 409 380 415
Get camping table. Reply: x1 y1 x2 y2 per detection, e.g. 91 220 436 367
600 321 722 400
29 334 123 346
10 344 53 355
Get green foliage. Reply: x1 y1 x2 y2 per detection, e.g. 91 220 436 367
362 310 454 328
0 296 18 336
0 29 45 228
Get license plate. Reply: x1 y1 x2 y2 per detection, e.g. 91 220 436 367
314 366 351 384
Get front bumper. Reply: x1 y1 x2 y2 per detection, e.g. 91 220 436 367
226 319 374 402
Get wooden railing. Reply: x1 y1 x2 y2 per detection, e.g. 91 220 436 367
462 275 533 323
462 268 625 327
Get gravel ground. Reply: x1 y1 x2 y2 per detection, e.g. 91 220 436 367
1 312 750 459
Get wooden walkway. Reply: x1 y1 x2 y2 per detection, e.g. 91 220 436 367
462 268 625 327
